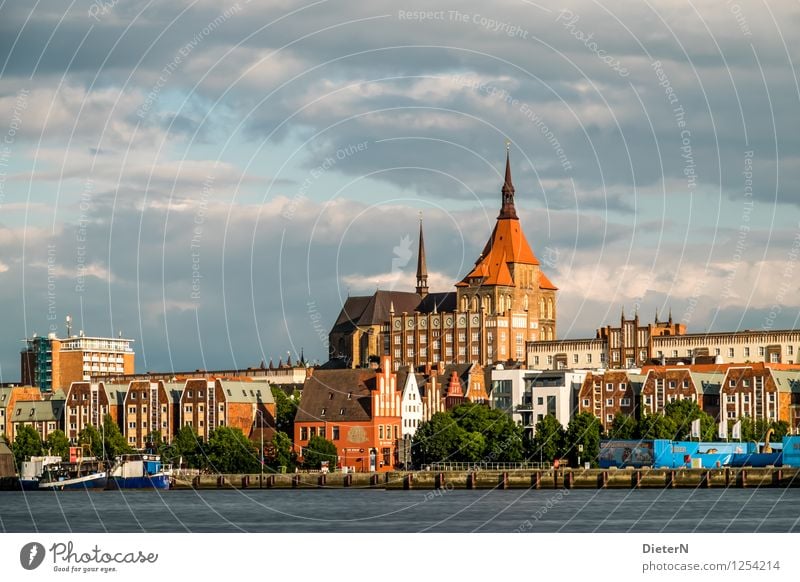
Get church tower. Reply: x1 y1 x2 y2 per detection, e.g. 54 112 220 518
416 215 429 297
455 147 558 345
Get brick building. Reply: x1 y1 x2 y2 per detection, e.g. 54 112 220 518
330 150 558 369
63 382 126 444
0 386 43 438
294 357 401 472
22 333 134 391
9 396 65 441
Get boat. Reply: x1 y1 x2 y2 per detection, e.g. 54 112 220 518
107 454 171 489
20 456 108 491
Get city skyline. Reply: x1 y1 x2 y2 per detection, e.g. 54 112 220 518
1 1 799 380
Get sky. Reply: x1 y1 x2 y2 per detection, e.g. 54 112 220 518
0 0 799 379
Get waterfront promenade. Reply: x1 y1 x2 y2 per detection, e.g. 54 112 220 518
169 467 800 490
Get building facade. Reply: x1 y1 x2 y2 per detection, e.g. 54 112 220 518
0 386 43 438
330 151 558 370
294 357 401 472
22 333 135 391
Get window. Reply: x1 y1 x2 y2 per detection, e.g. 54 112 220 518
537 397 544 406
727 395 735 403
332 426 340 440
394 335 401 345
339 408 345 415
131 392 137 400
669 381 676 389
744 347 750 357
347 392 352 400
743 394 750 403
727 411 736 419
587 354 592 364
320 408 326 417
606 399 614 406
534 356 540 366
573 354 579 364
547 356 553 365
729 379 736 387
128 406 136 414
683 380 689 389
300 427 308 440
394 425 399 439
379 425 384 439
186 391 192 399
606 383 613 392
759 346 765 356
715 348 721 356
789 346 795 355
328 392 334 400
606 414 614 423
619 383 626 391
612 352 620 362
128 422 135 428
770 353 779 363
582 399 590 407
742 379 749 387
644 395 652 405
672 350 678 358
728 347 735 358
620 398 630 407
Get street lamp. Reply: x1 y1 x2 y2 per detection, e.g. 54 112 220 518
255 409 265 479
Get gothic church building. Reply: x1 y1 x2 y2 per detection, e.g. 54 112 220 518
329 150 558 370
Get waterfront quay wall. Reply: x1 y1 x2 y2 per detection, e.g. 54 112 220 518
170 467 800 490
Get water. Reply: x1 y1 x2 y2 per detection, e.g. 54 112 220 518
1 488 798 532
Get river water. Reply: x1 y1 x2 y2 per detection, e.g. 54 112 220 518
1 488 798 532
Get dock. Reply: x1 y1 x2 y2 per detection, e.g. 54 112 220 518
168 467 800 490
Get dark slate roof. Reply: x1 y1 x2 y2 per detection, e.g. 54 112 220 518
317 358 351 370
416 292 456 314
330 291 422 333
295 370 376 423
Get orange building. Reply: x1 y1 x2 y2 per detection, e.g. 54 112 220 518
63 382 126 444
0 386 43 438
179 379 276 441
22 333 135 392
295 356 401 472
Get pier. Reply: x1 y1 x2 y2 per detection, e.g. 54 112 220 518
168 467 800 490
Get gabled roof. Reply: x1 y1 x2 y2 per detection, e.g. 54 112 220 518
218 381 275 404
770 370 800 393
689 372 724 395
460 219 540 287
331 291 421 332
11 399 65 423
101 383 127 406
161 382 185 404
416 292 456 313
296 369 376 423
538 271 558 291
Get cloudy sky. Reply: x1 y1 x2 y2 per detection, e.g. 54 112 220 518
0 0 798 378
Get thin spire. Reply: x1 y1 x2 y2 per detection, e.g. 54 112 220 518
498 144 518 220
416 212 429 297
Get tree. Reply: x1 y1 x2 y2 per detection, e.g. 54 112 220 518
267 431 296 472
528 415 564 463
770 420 790 440
450 403 524 462
78 424 103 458
565 412 602 467
662 399 716 441
204 427 260 473
412 413 466 466
607 413 637 440
637 412 674 440
167 425 202 468
302 435 338 470
44 430 70 459
12 425 43 469
271 386 300 435
102 414 132 458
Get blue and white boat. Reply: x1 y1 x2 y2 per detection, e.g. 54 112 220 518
20 456 108 491
108 454 170 489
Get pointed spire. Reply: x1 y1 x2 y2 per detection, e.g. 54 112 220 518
268 358 274 370
300 347 305 366
416 212 429 297
498 143 518 220
389 300 395 314
668 308 673 325
655 309 660 324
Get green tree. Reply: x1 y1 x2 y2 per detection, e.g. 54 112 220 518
204 427 260 473
271 386 300 435
565 412 602 467
661 399 716 441
102 414 132 458
528 415 564 463
44 430 70 459
607 413 637 440
78 424 103 458
12 425 43 469
637 412 674 440
168 425 202 468
267 431 296 471
302 435 338 470
770 420 790 440
450 403 524 462
411 412 466 466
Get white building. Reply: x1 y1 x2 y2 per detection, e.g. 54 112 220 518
399 370 424 437
490 366 587 438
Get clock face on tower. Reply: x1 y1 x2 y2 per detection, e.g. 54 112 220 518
420 319 427 328
445 317 453 326
394 320 401 329
472 315 479 325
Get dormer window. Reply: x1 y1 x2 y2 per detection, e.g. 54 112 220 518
321 408 326 417
329 393 334 400
339 408 345 415
347 392 352 400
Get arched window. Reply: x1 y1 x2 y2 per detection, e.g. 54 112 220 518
471 296 478 312
547 298 554 319
523 295 529 311
498 295 505 313
460 296 468 312
506 294 513 312
540 297 546 318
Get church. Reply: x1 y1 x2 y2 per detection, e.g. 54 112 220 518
329 149 558 370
